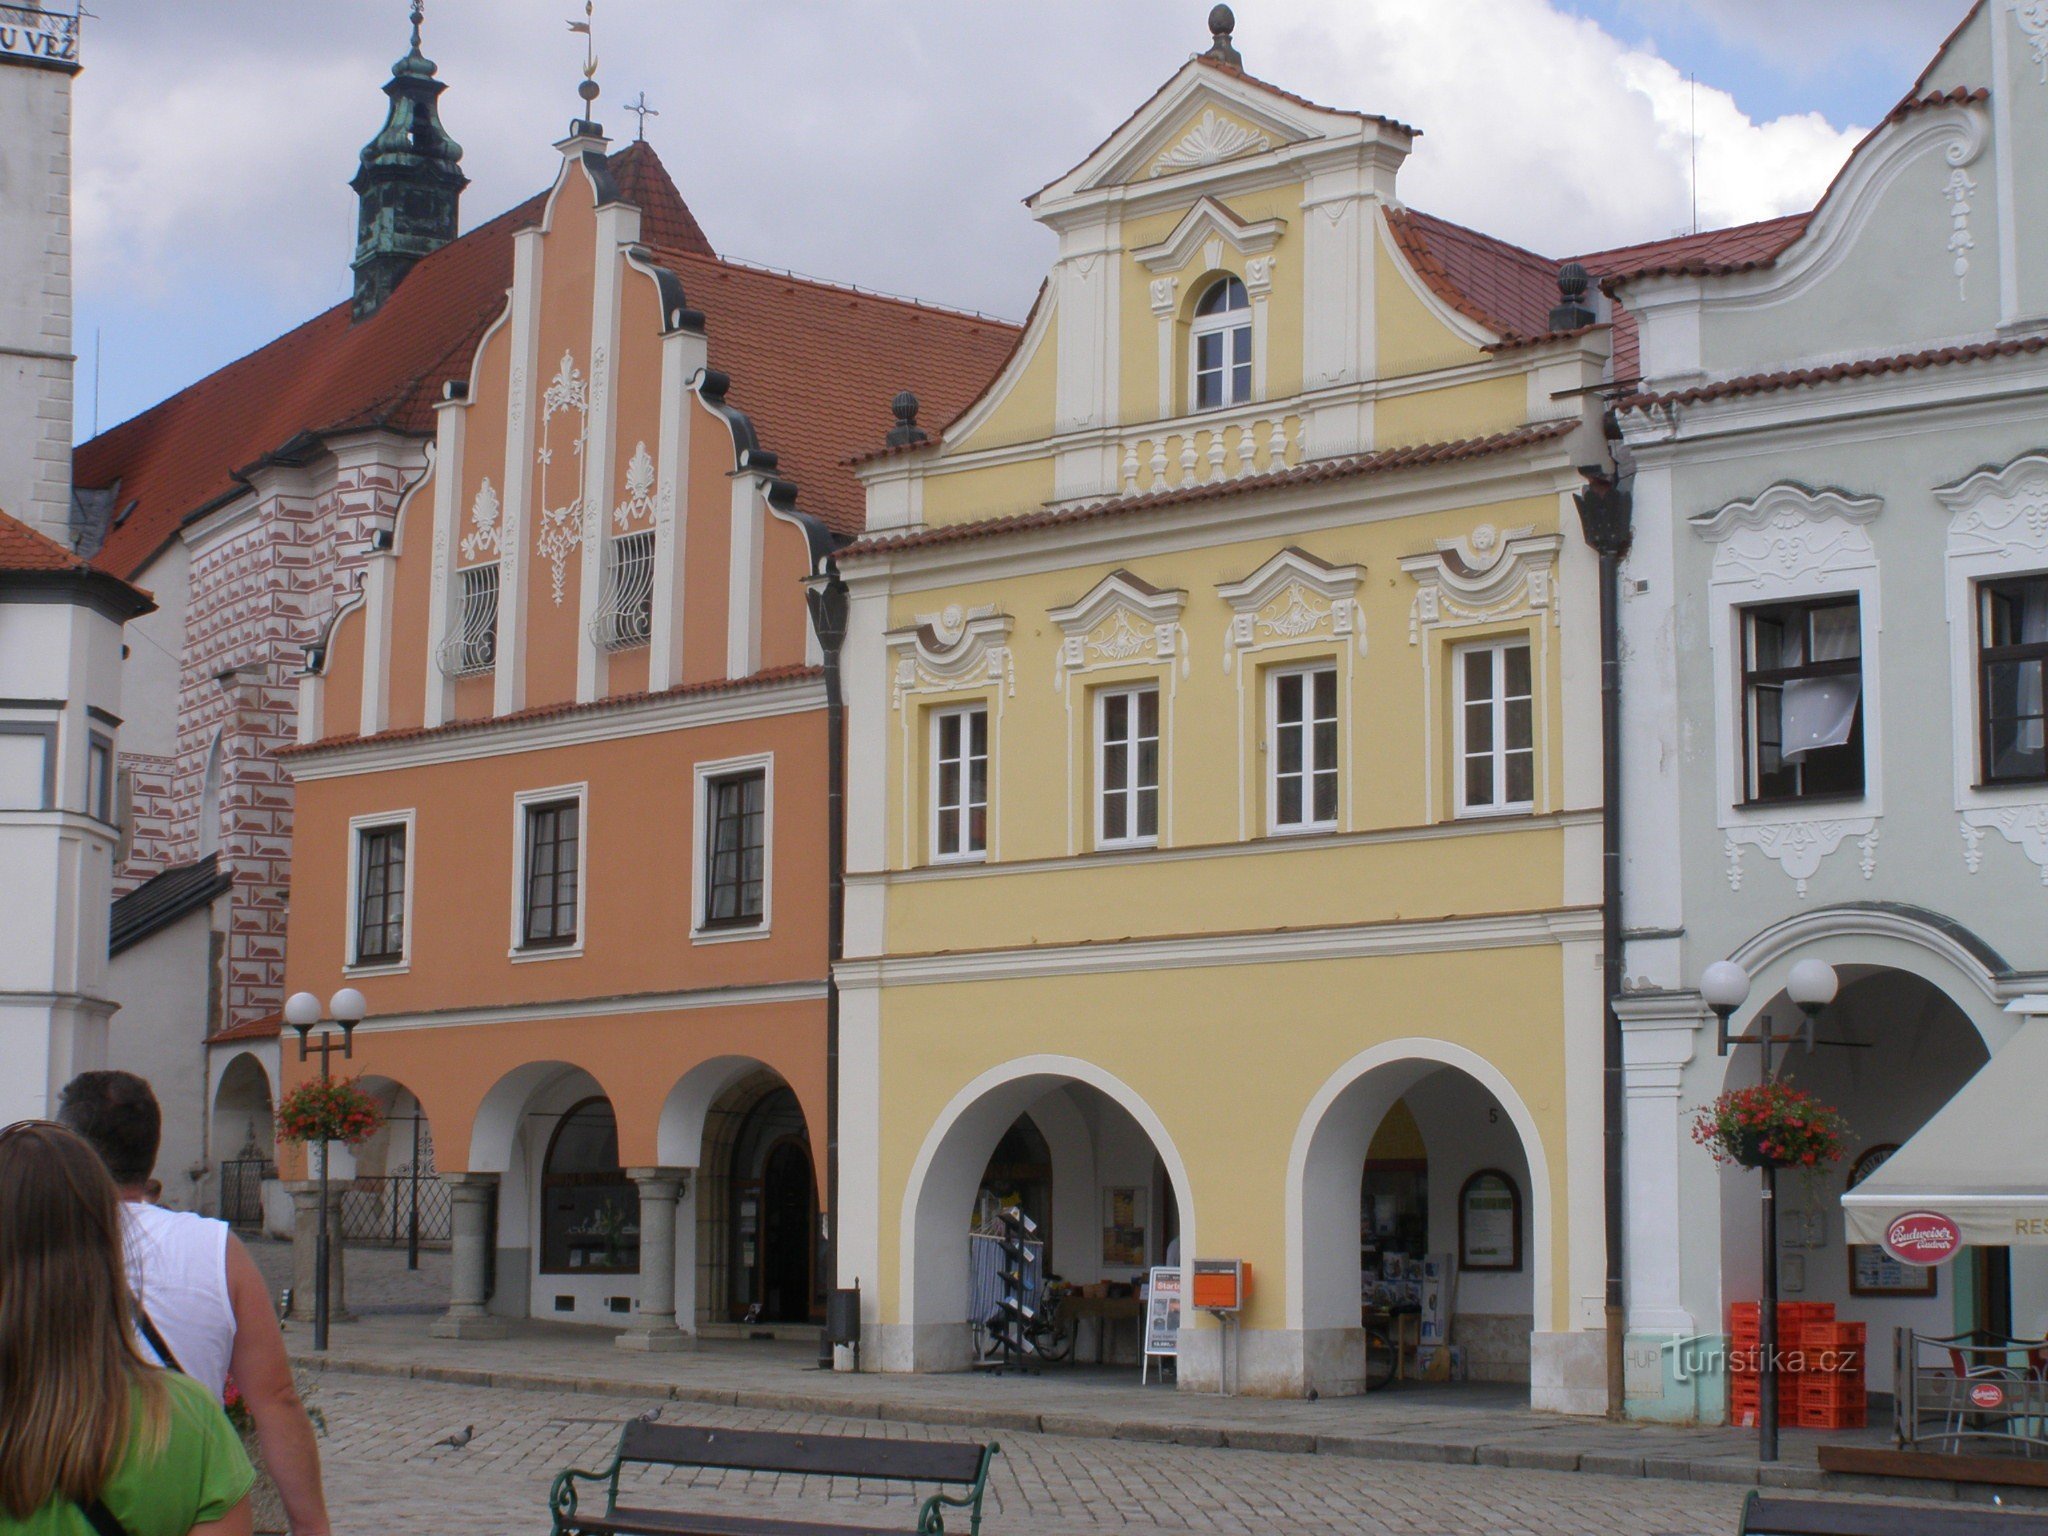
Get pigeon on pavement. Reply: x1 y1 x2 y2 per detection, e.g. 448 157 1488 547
433 1425 475 1449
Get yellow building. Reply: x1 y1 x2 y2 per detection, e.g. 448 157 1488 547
834 13 1615 1408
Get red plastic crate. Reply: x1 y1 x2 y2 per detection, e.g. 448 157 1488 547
1802 1321 1866 1351
1797 1399 1867 1430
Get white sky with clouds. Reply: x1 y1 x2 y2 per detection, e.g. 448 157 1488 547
68 0 1963 438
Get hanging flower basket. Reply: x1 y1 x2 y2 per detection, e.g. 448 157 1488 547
1691 1082 1847 1170
276 1077 384 1148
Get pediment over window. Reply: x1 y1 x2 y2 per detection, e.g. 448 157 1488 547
1047 569 1188 679
884 603 1015 705
1399 524 1562 642
1216 546 1366 664
1131 196 1286 277
1937 452 2048 558
1690 483 1881 589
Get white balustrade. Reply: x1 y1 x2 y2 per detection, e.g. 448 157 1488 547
1116 407 1305 497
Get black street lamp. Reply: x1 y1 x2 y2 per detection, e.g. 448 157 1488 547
1703 957 1837 1462
284 986 367 1352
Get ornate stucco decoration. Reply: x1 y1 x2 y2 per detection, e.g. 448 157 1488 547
2013 1 2048 83
884 604 1015 709
612 440 657 530
1150 108 1270 177
1217 547 1366 671
1399 524 1561 644
459 478 501 561
535 349 590 604
1944 160 1979 301
1698 482 1884 896
1938 452 2048 883
1689 483 1882 587
1130 195 1286 275
1046 570 1189 688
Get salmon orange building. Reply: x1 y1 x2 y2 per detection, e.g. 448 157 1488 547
279 103 1011 1342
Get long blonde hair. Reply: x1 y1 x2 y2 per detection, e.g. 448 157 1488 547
0 1121 166 1517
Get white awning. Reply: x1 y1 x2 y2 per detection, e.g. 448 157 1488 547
1841 1014 2048 1252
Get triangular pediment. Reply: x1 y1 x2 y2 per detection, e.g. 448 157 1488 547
1033 63 1352 208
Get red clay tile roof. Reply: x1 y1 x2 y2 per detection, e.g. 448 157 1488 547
840 420 1579 561
206 1013 282 1045
1575 213 1811 285
657 254 1017 537
1386 209 1560 341
279 663 824 760
78 140 1011 573
0 508 90 571
1618 334 2048 412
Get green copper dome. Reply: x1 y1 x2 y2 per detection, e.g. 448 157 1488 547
350 8 467 320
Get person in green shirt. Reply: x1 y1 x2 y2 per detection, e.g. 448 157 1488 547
0 1121 253 1536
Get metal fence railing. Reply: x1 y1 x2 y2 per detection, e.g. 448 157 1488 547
218 1159 271 1231
339 1173 451 1252
1896 1328 2048 1457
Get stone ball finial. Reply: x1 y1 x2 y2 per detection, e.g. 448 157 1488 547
886 390 928 449
1547 261 1597 332
1205 4 1242 65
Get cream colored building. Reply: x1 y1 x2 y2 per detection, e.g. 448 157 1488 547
833 15 1625 1409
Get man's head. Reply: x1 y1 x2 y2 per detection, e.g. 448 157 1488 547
56 1070 161 1190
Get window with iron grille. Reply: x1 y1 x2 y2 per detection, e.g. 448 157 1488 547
702 770 766 928
598 529 655 650
521 799 581 947
1742 596 1864 804
355 825 407 965
456 563 499 674
1981 574 2048 786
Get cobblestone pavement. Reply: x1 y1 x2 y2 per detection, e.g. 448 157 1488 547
247 1236 449 1314
311 1371 1770 1535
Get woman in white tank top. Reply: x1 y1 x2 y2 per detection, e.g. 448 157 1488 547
122 1199 238 1401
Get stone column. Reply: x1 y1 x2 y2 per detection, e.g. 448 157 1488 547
282 1180 347 1323
431 1173 507 1340
1618 994 1710 1422
617 1167 691 1352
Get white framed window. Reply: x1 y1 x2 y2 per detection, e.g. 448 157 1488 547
1096 685 1160 849
1740 598 1864 805
87 732 115 824
1268 664 1338 833
691 752 774 941
1190 276 1251 411
930 704 989 862
345 808 415 974
1977 574 2048 788
1454 639 1535 816
510 784 587 960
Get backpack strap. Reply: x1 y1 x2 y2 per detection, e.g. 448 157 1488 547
76 1498 131 1536
133 1302 185 1377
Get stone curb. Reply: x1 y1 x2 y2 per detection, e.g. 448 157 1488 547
291 1353 1962 1501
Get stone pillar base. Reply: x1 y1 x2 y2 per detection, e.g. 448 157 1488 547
429 1310 509 1340
616 1326 693 1353
1530 1330 1609 1416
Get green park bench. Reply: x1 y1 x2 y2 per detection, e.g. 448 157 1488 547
549 1420 999 1536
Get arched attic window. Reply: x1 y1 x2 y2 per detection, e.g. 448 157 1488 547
1190 275 1251 411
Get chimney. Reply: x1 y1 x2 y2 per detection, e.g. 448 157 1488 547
350 2 466 321
0 2 81 545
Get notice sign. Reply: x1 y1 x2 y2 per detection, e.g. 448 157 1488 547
0 6 80 69
1144 1267 1183 1358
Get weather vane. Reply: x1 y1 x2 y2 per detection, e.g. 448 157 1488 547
624 91 657 141
567 1 600 122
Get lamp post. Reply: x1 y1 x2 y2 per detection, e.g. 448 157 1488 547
284 986 367 1352
804 560 850 1370
1702 958 1837 1463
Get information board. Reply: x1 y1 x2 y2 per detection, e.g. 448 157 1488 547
1142 1266 1182 1383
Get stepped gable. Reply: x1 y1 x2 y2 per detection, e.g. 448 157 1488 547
77 143 710 583
659 252 1018 537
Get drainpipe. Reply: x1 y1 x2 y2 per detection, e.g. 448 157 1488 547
1573 457 1633 1420
805 561 849 1371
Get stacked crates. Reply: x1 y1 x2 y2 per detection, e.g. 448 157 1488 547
1725 1303 1867 1430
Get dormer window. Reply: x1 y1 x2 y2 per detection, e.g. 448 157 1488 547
1191 276 1251 411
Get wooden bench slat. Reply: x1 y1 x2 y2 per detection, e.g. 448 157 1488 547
617 1422 986 1485
1745 1495 2048 1536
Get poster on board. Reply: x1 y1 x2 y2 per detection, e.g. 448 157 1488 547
1142 1267 1182 1383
